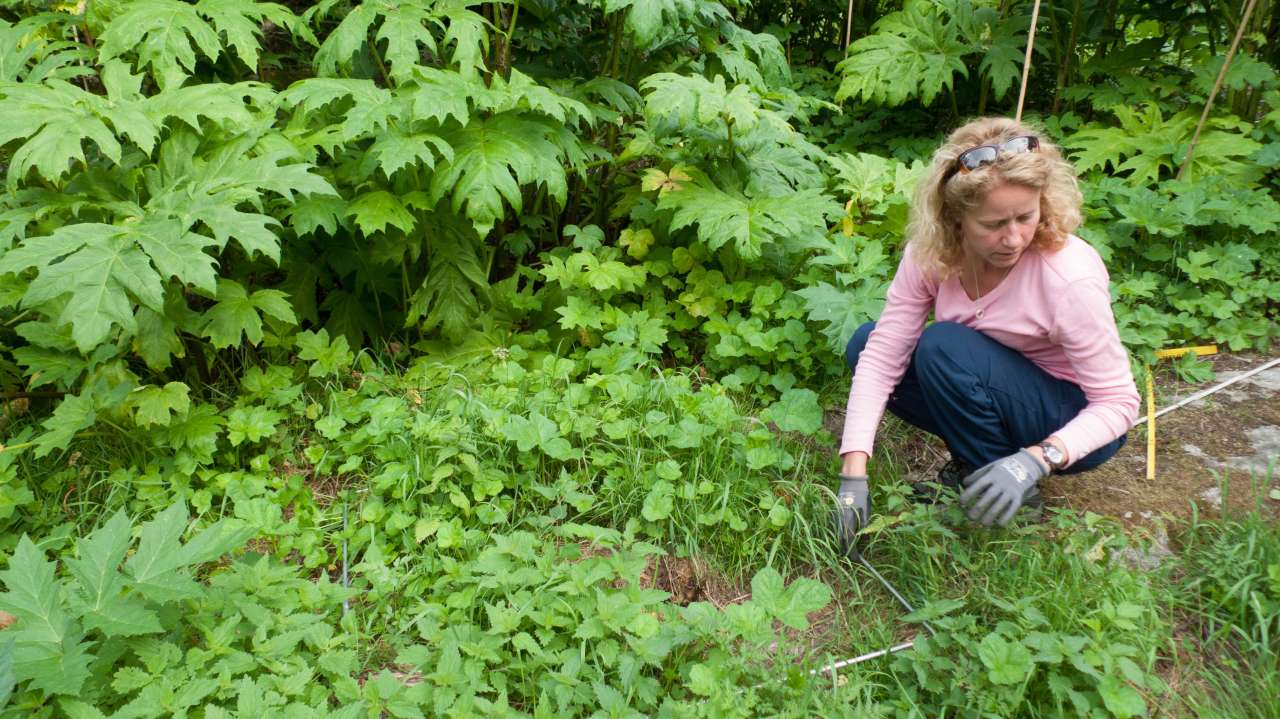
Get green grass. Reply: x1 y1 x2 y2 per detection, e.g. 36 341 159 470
4 356 1279 717
1162 478 1280 718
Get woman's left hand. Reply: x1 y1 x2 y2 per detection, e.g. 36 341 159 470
958 450 1048 526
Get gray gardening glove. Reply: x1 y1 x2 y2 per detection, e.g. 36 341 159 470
958 450 1049 527
835 475 869 557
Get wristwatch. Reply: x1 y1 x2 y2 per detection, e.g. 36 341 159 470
1038 442 1066 472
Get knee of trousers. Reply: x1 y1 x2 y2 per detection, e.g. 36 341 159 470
845 321 877 373
913 322 975 365
912 322 981 384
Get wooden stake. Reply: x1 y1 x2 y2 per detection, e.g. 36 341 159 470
845 0 856 50
1146 367 1156 480
1014 0 1042 124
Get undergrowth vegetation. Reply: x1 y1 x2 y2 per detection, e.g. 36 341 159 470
1 0 1277 715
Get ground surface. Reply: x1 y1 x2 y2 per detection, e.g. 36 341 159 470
1046 352 1280 528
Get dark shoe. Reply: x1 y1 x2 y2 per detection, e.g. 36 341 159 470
911 458 975 504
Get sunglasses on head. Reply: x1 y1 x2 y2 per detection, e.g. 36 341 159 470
953 135 1040 174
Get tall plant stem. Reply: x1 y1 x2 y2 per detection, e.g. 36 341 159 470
607 9 626 78
726 118 737 164
493 0 520 78
1051 0 1081 115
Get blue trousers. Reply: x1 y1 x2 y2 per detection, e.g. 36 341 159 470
846 321 1125 474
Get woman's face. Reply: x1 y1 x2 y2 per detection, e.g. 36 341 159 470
958 181 1041 271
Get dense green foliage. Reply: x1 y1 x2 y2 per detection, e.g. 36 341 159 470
1 0 1278 716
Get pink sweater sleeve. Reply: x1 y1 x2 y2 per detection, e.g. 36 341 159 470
1048 277 1141 466
839 253 935 456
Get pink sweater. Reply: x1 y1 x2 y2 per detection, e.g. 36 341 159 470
840 234 1140 467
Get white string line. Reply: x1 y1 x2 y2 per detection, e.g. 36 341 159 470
815 640 917 675
1133 357 1280 427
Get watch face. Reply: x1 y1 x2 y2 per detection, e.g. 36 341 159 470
1043 444 1064 465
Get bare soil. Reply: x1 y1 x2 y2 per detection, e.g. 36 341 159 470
1045 352 1280 528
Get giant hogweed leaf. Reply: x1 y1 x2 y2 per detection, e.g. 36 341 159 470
475 69 596 126
407 66 477 125
836 0 972 107
431 115 568 237
0 80 124 186
0 224 167 351
657 179 837 260
642 73 760 132
124 501 254 603
604 0 727 49
365 126 454 179
200 279 297 348
0 537 93 696
715 25 790 89
828 153 919 212
407 213 489 339
0 635 11 708
978 34 1026 101
128 217 219 293
1065 104 1260 184
12 346 92 389
314 4 377 77
439 0 489 78
147 135 336 261
98 0 303 87
1177 122 1264 183
947 0 1028 101
564 76 644 124
347 191 416 235
375 1 441 81
1064 123 1145 177
314 0 486 79
0 537 71 646
277 78 396 143
0 216 218 351
0 15 95 84
97 0 222 89
797 280 889 353
194 0 307 70
64 512 162 638
147 81 276 131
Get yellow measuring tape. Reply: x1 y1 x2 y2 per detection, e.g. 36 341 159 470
1144 345 1218 479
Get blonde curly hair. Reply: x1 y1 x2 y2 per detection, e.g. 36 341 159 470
907 117 1083 278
